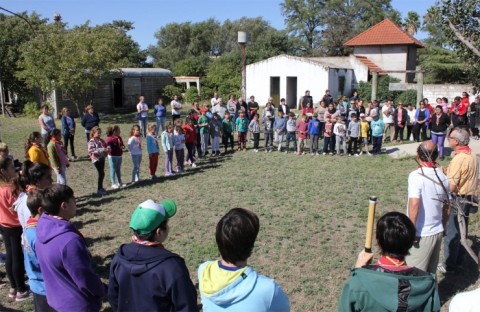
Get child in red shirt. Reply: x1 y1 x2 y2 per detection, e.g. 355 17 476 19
296 115 309 155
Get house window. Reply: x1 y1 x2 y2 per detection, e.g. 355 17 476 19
338 76 345 94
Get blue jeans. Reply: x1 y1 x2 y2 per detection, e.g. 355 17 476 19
372 136 382 154
155 117 166 137
138 117 148 137
108 156 123 186
444 196 472 270
131 154 142 182
285 132 297 152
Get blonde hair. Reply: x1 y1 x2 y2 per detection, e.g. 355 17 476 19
61 107 70 115
147 123 156 133
90 126 101 139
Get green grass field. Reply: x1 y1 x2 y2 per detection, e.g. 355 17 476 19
0 114 479 311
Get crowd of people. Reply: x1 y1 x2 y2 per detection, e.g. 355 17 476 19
0 89 479 311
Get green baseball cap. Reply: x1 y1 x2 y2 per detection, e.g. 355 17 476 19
129 199 176 235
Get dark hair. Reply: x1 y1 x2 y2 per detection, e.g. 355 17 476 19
215 208 260 264
27 189 43 217
435 105 443 111
134 220 168 241
40 104 49 110
50 128 61 139
454 96 461 102
442 97 448 103
0 156 14 184
417 143 439 162
25 131 42 160
130 125 140 137
280 98 285 102
17 160 51 190
106 126 114 137
376 212 416 259
41 184 74 215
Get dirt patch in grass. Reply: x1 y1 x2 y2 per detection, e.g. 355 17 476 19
1 116 479 311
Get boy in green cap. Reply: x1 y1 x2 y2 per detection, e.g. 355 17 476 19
108 199 198 311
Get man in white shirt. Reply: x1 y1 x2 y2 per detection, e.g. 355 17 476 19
406 140 450 274
170 95 182 123
212 98 227 120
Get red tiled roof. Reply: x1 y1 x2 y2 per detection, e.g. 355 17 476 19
344 18 424 47
354 56 387 75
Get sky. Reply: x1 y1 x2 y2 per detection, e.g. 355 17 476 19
1 0 437 50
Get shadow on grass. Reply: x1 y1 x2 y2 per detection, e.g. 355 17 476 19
438 235 480 305
124 155 231 190
72 218 99 231
101 114 137 124
0 305 23 312
77 195 127 211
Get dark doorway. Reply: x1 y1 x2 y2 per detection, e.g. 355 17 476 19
113 78 123 108
270 76 280 105
286 77 297 108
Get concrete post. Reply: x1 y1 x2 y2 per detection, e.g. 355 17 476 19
416 71 424 108
371 71 378 102
240 43 246 100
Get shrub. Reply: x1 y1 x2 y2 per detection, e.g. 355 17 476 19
161 84 183 103
358 75 402 102
23 101 53 118
23 102 40 118
184 87 199 104
395 90 418 106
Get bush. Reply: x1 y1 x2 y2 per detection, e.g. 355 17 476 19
184 87 199 104
162 84 183 103
395 90 418 106
358 75 402 102
23 102 40 118
23 101 54 118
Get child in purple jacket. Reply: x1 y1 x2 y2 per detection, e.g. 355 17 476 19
35 184 106 312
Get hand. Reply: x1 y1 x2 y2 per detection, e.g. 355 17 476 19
355 250 373 268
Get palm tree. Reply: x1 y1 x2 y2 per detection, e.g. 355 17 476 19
404 11 420 35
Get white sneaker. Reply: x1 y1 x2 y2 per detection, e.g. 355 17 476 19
316 153 319 156
322 152 326 155
111 184 119 189
191 163 197 168
359 151 363 156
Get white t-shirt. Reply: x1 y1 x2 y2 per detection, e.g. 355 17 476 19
407 109 416 125
211 97 220 107
382 105 394 123
171 100 182 116
449 288 480 312
13 192 29 228
136 103 148 118
407 167 450 237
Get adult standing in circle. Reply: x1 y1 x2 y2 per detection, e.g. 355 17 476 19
430 105 450 160
439 128 479 273
81 104 100 143
413 101 430 142
450 96 467 129
171 95 182 123
136 96 149 138
153 98 167 137
61 107 78 161
38 104 56 147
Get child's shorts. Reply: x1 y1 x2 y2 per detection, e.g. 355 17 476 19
362 138 368 145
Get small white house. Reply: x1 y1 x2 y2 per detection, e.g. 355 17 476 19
246 18 425 107
246 54 367 107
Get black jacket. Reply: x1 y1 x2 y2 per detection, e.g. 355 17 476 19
393 108 408 126
108 243 199 312
81 112 100 131
430 113 451 133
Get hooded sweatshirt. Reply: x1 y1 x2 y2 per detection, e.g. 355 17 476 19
35 214 106 312
339 266 440 312
198 260 290 312
108 243 198 312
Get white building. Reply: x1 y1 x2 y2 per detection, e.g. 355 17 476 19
246 55 367 107
246 18 424 107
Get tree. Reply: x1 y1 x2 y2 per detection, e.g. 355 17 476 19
18 21 147 115
422 6 449 48
418 46 468 84
280 0 326 50
319 0 399 56
0 12 47 103
403 11 420 35
436 0 480 87
281 0 400 56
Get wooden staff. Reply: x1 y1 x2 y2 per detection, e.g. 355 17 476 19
364 196 377 253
